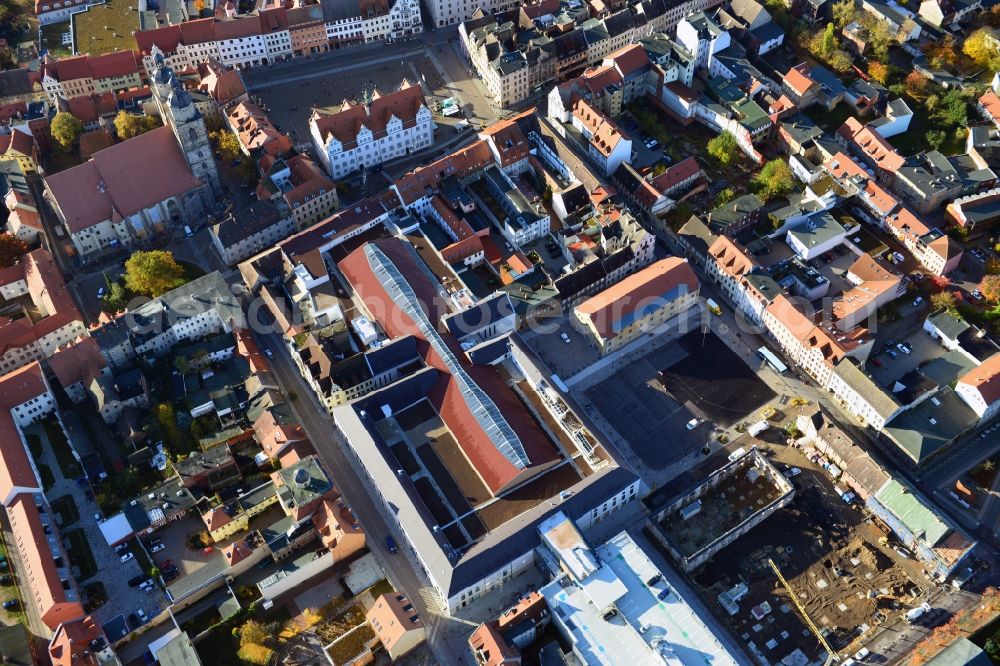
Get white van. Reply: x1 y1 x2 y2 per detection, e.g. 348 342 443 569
184 225 193 237
728 447 746 462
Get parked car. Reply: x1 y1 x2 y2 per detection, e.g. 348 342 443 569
972 290 984 301
264 348 274 358
952 567 975 589
786 467 802 478
0 575 13 586
912 296 923 307
686 418 704 430
385 535 399 554
127 575 145 587
896 343 911 355
886 349 899 359
120 552 134 563
96 287 105 300
854 648 871 661
2 599 19 611
560 332 571 344
114 543 128 554
136 609 148 623
906 603 931 623
894 546 912 559
151 544 166 553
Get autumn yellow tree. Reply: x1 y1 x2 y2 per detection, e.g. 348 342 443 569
963 27 1000 70
868 61 890 85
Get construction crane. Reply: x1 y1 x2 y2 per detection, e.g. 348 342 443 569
768 558 840 662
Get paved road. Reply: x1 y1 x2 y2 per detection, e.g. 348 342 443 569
242 303 478 665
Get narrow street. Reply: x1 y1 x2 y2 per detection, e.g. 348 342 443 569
244 306 479 665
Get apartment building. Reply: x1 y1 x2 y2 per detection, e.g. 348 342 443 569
258 153 339 231
211 200 296 266
309 81 433 179
40 52 143 102
573 257 700 354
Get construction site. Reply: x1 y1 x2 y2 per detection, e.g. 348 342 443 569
652 456 925 663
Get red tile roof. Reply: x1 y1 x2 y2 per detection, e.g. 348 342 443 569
312 81 426 151
650 156 701 193
65 92 117 124
480 113 531 168
837 119 905 172
823 152 899 215
708 235 754 279
576 257 699 340
49 338 106 390
783 64 815 97
338 237 559 494
49 616 102 666
981 90 1000 121
9 492 85 630
87 50 140 80
44 125 202 233
606 43 648 78
393 140 494 205
959 353 1000 406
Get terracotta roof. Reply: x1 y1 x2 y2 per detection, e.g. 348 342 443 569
480 114 531 167
469 622 519 666
708 235 754 279
837 119 905 172
650 156 701 192
823 152 899 215
65 92 116 124
8 492 86 629
576 257 699 340
134 18 216 55
367 593 423 655
431 195 475 240
282 154 334 207
44 125 202 233
227 101 291 156
311 81 426 151
215 15 263 40
606 43 648 77
46 55 92 82
393 140 494 205
87 50 140 80
338 237 559 494
49 617 102 666
49 338 106 390
980 90 1000 120
0 365 47 505
959 353 1000 406
197 59 246 105
783 64 815 96
581 65 622 97
0 129 33 158
833 254 901 321
766 294 849 363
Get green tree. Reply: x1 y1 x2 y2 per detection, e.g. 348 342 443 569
714 187 736 207
174 355 190 375
934 89 968 129
861 16 892 61
123 250 186 297
925 129 947 151
751 159 795 202
114 111 161 140
50 112 83 152
210 129 241 161
831 0 857 28
821 22 837 54
103 281 127 312
0 234 30 269
707 131 739 166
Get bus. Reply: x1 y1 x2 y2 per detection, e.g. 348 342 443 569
706 298 722 316
757 346 788 375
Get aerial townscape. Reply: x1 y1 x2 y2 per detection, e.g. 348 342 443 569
9 0 1000 663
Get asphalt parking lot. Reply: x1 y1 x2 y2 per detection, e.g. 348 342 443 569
658 331 776 427
868 324 948 388
524 319 601 379
583 343 705 470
